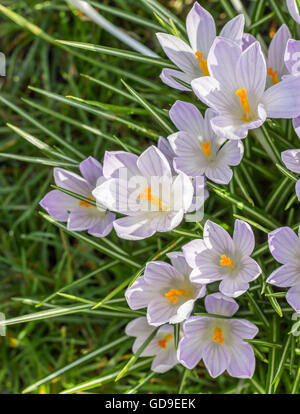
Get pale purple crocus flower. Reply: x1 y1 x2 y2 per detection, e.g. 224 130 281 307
178 293 258 378
192 38 300 140
267 226 300 313
92 146 194 240
125 317 178 373
183 219 261 298
284 39 300 138
167 101 244 184
125 252 206 326
282 149 300 200
266 24 291 88
287 0 300 24
156 2 245 91
40 157 115 237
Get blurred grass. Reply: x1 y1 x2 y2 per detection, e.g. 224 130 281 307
0 0 299 394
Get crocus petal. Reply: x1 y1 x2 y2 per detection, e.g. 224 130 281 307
182 239 207 268
217 140 244 167
125 276 152 310
177 335 204 369
202 342 231 378
204 220 234 253
169 100 204 136
286 284 300 312
296 180 300 200
219 14 245 45
236 41 266 98
190 263 223 284
113 215 156 240
267 24 291 80
160 68 192 91
267 264 300 287
93 178 132 215
263 76 300 118
172 172 194 212
191 76 230 113
156 33 199 76
219 278 250 298
88 211 115 238
293 116 300 139
281 149 300 174
147 298 179 326
186 2 216 56
205 293 239 316
169 299 195 324
79 156 103 188
233 219 255 256
205 164 233 185
287 0 300 24
157 137 176 174
230 319 259 339
242 33 257 51
67 207 101 231
151 348 178 373
208 37 241 93
167 251 192 276
54 167 91 196
40 190 78 221
227 341 256 378
144 261 184 286
125 317 154 338
102 151 140 179
137 146 172 180
284 39 300 75
268 226 300 265
238 256 261 283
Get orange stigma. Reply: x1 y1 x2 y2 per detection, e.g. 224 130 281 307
195 51 210 76
202 141 211 158
158 333 173 349
165 288 186 305
220 254 234 267
79 196 95 208
267 67 279 85
138 187 168 211
212 327 225 344
236 88 253 122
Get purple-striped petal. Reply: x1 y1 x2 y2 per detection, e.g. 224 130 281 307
205 293 239 316
204 220 234 254
102 151 139 179
219 15 245 45
286 284 300 312
287 0 300 24
284 39 300 75
268 226 300 265
227 341 256 378
137 146 172 180
242 33 257 51
79 156 103 188
267 24 291 81
88 211 115 238
67 207 101 231
282 149 300 174
233 219 255 256
182 239 207 268
263 76 300 118
202 341 231 378
230 319 259 339
267 264 300 287
293 116 300 139
54 167 91 196
40 190 77 221
159 68 192 91
219 278 250 298
169 100 204 136
113 215 156 240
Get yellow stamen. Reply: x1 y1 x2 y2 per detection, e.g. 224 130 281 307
165 288 186 305
158 333 173 349
212 327 225 344
195 51 210 76
79 196 95 208
202 141 211 158
236 88 250 114
220 254 234 267
267 67 279 85
138 187 168 211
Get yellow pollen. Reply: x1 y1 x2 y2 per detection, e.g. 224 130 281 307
79 196 95 208
195 51 210 76
158 333 173 349
138 187 168 211
202 141 211 158
212 327 225 344
267 67 279 85
236 88 250 114
220 254 234 267
165 288 186 305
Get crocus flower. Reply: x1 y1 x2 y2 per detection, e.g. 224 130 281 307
178 293 258 378
267 226 300 313
125 317 178 373
125 252 206 326
287 0 300 24
40 157 115 237
92 146 194 240
192 38 300 140
183 219 261 298
156 2 245 91
285 39 300 138
167 100 244 184
282 149 300 200
266 24 291 87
